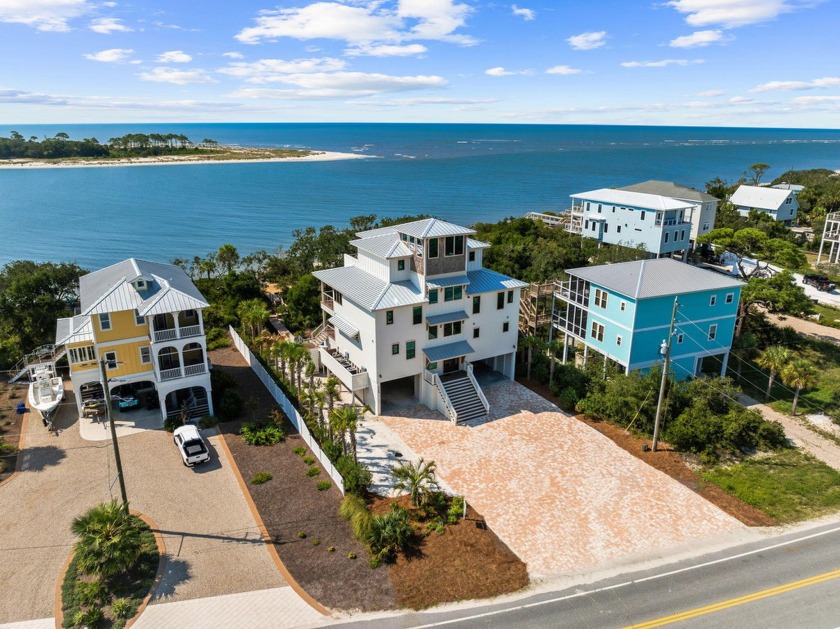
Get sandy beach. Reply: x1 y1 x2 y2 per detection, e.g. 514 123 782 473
0 150 371 170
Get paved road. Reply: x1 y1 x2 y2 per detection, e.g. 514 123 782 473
339 519 840 629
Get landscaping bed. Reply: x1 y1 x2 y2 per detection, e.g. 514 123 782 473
0 381 26 482
518 378 778 527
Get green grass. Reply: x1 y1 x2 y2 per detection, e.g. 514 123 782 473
701 450 840 522
808 302 840 330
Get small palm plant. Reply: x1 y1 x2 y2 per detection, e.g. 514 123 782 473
781 358 817 415
367 504 413 562
71 500 144 578
390 458 438 507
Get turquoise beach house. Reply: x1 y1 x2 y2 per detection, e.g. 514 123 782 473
555 259 744 379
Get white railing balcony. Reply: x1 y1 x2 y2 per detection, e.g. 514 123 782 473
319 347 369 391
159 367 183 381
184 363 207 377
321 297 334 312
180 324 202 338
154 328 177 343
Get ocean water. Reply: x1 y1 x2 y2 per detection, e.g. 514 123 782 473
1 123 839 269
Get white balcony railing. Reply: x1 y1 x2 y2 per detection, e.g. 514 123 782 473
319 347 368 391
159 367 183 381
152 325 203 342
184 363 207 377
180 324 202 338
154 328 178 343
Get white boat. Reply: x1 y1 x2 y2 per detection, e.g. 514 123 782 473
28 369 64 415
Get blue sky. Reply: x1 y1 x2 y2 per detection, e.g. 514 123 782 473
1 0 838 126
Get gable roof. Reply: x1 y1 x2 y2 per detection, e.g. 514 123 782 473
566 258 743 300
570 188 695 211
350 233 413 259
55 315 93 346
313 266 424 311
356 218 474 240
730 185 793 211
79 258 209 316
618 180 718 204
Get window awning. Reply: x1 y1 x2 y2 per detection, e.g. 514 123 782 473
423 340 474 362
426 275 470 289
425 310 469 326
329 315 359 339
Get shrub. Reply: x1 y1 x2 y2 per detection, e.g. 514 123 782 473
311 539 320 546
327 546 336 552
425 516 445 535
198 415 219 429
306 466 321 477
251 471 273 485
303 456 316 465
111 597 138 620
297 531 306 539
447 496 464 524
210 368 237 408
555 387 581 412
421 490 448 519
367 504 414 562
206 327 230 350
71 501 145 578
75 607 103 628
339 494 372 542
757 420 789 450
336 455 373 495
348 551 357 559
369 557 381 569
293 446 307 456
218 388 243 421
163 416 184 433
391 458 438 507
240 421 285 446
317 480 331 491
75 580 107 607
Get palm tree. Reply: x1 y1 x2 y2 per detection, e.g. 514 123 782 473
547 338 563 388
330 405 364 459
756 346 791 401
237 298 269 341
390 458 438 507
520 336 545 381
71 501 145 578
781 358 817 415
287 342 309 393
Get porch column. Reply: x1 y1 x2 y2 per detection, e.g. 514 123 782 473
583 344 589 367
720 352 730 378
174 312 181 338
562 332 568 365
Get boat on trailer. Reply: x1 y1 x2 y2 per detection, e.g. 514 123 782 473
28 369 64 416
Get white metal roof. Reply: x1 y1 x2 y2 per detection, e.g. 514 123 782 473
467 238 491 249
570 188 696 211
566 258 743 300
423 340 475 362
356 218 474 240
350 233 413 259
329 314 360 339
55 315 94 346
313 267 424 311
730 185 793 211
375 281 424 310
466 269 529 295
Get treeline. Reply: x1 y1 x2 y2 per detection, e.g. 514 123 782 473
0 131 220 160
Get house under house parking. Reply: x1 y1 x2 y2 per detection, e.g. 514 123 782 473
312 218 528 423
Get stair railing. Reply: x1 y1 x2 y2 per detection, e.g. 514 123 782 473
464 363 490 415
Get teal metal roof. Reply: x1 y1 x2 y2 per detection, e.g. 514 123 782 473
466 269 528 295
426 275 470 289
426 310 469 326
423 340 474 362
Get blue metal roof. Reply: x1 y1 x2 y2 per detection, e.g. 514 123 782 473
426 275 470 289
423 340 474 362
466 268 529 295
426 310 469 326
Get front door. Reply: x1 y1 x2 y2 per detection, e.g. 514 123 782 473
443 358 460 374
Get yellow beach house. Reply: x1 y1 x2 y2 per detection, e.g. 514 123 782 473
55 258 213 421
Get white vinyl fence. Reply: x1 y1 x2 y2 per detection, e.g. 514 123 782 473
229 326 345 494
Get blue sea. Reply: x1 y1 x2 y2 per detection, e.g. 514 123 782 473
1 123 839 269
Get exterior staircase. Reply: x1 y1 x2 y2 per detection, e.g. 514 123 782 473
8 345 66 383
441 372 487 424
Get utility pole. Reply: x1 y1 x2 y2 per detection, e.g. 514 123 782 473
652 297 678 452
99 358 128 510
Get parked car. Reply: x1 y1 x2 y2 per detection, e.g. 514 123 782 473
173 425 210 467
803 274 836 292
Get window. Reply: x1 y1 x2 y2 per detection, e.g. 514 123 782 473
428 325 438 340
134 309 145 326
134 279 147 291
386 310 394 325
473 295 481 314
617 225 622 234
69 345 95 364
725 293 734 304
604 224 609 233
677 333 684 344
590 321 605 342
664 233 670 243
401 233 408 241
392 343 400 355
139 346 151 364
455 236 464 255
640 211 646 221
406 341 416 360
104 351 117 370
585 220 589 229
594 289 608 309
469 251 476 262
616 335 622 347
703 222 710 231
620 301 626 312
709 295 717 306
786 197 792 204
681 230 686 241
597 203 602 213
413 306 422 325
497 292 505 309
502 322 510 333
507 290 513 304
708 324 717 341
427 362 437 371
334 292 343 305
429 289 438 304
445 236 454 256
429 238 439 258
454 285 463 300
443 321 462 337
398 259 405 271
98 313 111 331
473 328 480 339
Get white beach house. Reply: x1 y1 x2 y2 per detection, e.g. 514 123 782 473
312 218 527 423
730 185 798 225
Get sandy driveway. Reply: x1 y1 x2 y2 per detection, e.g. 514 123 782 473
375 380 745 579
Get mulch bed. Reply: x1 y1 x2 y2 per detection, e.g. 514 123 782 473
0 381 26 482
518 378 777 527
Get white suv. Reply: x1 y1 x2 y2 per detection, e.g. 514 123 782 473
173 425 210 467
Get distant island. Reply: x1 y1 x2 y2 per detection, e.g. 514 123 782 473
0 131 367 169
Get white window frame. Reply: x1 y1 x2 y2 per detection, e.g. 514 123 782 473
709 295 717 306
590 321 605 342
139 346 151 364
134 309 145 326
99 313 111 331
594 288 608 309
104 351 118 370
677 333 684 344
616 335 622 346
69 345 96 364
725 293 734 304
708 324 717 341
620 301 626 312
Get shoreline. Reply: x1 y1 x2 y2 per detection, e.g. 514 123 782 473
0 150 371 170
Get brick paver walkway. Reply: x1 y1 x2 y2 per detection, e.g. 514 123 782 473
375 380 744 578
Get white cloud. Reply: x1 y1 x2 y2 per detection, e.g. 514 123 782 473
222 52 245 59
546 65 581 75
567 31 606 50
156 50 192 63
345 43 428 57
485 66 533 77
750 76 840 92
697 89 725 96
0 0 91 31
669 29 726 47
621 58 704 68
511 5 535 21
139 67 217 85
235 0 475 47
350 96 498 107
230 71 447 99
666 0 807 29
83 48 134 63
791 95 840 105
218 57 347 83
89 17 132 33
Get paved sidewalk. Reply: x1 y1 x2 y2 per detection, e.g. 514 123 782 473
740 394 840 471
765 312 840 344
